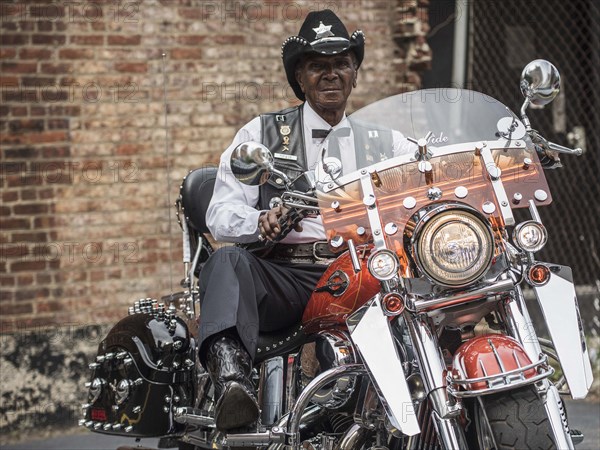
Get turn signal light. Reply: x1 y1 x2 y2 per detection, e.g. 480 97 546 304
382 293 405 316
528 264 550 286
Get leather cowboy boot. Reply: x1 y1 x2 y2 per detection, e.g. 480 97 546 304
205 336 260 431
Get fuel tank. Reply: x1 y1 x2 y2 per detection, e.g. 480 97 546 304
302 250 380 334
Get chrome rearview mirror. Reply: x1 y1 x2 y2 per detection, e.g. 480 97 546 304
520 59 561 107
519 59 561 131
230 141 274 186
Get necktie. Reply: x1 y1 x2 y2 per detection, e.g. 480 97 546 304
312 128 352 139
312 129 331 139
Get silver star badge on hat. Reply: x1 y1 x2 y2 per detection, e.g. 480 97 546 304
313 21 334 39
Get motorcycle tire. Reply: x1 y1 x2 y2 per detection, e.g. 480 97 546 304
475 385 555 450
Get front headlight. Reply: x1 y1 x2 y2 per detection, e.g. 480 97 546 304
414 208 494 287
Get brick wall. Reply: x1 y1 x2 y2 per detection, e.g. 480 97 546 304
0 0 430 440
1 0 430 332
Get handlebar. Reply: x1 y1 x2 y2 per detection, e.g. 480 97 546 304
547 141 583 156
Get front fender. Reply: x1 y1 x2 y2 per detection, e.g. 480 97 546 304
533 263 593 399
348 294 420 436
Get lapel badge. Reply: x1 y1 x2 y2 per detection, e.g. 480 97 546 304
283 136 290 145
380 153 388 161
368 130 379 138
280 125 291 136
366 154 374 162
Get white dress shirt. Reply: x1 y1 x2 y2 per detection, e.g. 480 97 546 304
206 102 412 244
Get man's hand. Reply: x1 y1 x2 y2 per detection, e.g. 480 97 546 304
258 205 303 241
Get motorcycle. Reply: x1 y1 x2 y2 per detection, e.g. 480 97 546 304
81 59 593 449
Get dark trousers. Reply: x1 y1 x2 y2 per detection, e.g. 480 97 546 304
198 246 326 364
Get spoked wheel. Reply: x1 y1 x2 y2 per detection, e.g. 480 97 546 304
469 386 555 450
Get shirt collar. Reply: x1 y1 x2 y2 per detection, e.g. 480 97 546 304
303 102 350 135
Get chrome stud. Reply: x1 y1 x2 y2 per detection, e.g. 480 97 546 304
403 197 417 209
133 406 142 413
455 186 468 199
534 189 548 202
482 201 496 214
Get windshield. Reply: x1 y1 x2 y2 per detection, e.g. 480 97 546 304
316 89 552 248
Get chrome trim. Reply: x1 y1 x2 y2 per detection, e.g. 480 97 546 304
359 172 386 249
502 286 543 363
447 355 553 398
533 264 593 399
350 294 420 435
286 364 367 449
479 144 515 225
259 357 284 426
409 278 514 312
321 139 519 193
405 314 467 447
543 382 575 449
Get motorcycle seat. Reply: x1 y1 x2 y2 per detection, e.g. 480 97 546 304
179 166 218 234
255 323 307 363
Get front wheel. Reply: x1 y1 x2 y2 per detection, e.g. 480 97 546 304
471 386 555 450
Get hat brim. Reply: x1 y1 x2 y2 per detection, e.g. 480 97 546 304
283 31 365 101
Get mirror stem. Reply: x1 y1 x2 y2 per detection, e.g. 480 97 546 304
520 98 532 131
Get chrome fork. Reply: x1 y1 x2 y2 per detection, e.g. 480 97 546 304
405 314 468 449
502 286 575 449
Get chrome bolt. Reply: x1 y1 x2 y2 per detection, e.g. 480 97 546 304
133 378 143 386
331 200 341 212
523 158 532 169
164 395 172 403
163 406 170 413
173 395 180 403
356 226 366 236
513 192 523 204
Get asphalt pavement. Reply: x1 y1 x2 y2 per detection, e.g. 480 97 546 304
2 400 599 450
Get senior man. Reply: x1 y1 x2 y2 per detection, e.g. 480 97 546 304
198 9 402 431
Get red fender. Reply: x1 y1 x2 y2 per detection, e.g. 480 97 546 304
450 334 537 391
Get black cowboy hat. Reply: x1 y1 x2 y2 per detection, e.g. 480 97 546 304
281 9 365 101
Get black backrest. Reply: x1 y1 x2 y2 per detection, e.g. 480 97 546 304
179 166 218 234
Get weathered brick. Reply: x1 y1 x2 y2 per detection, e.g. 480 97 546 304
32 34 66 45
58 48 94 59
19 48 53 59
114 62 148 73
108 35 141 46
170 48 203 59
70 35 104 45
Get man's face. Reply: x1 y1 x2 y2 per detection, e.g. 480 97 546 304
295 52 357 116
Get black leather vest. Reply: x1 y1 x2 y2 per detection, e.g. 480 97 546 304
258 105 307 210
257 105 394 210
